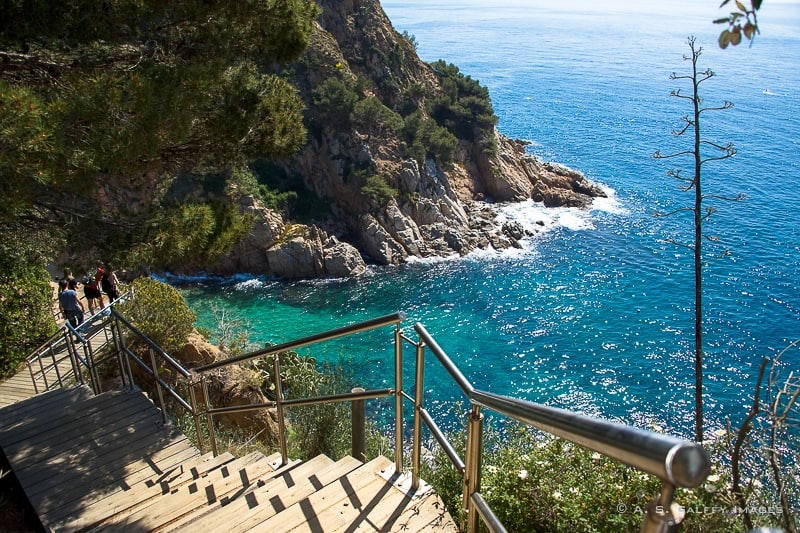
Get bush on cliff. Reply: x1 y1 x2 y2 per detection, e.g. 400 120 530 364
429 60 498 145
116 277 196 354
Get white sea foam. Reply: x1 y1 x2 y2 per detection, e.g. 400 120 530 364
493 183 623 237
233 278 266 291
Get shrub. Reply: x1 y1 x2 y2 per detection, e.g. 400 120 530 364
351 96 404 140
116 277 196 354
0 248 57 378
312 77 359 125
420 416 784 532
428 59 497 144
250 352 389 461
360 174 398 207
403 110 457 167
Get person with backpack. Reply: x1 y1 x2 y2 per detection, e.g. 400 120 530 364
101 265 120 302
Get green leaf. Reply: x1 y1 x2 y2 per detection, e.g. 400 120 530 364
735 0 747 12
718 29 732 49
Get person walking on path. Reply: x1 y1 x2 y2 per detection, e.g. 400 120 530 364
101 265 120 303
83 274 104 314
58 279 85 327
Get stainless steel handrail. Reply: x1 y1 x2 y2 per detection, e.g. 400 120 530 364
194 312 407 464
110 309 192 379
194 312 407 373
412 322 710 532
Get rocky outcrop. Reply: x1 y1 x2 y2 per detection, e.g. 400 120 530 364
211 0 606 275
488 134 607 207
210 195 367 278
172 331 284 445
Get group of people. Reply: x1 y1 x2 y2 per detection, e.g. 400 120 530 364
57 266 121 328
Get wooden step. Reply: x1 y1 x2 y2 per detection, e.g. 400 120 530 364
166 454 362 532
27 433 198 522
54 452 238 531
92 451 285 531
237 455 394 533
327 465 458 532
0 384 93 427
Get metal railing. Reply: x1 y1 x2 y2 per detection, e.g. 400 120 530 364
25 306 115 393
27 309 711 532
407 322 710 532
193 312 406 464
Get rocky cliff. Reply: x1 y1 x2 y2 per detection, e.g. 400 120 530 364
209 0 605 277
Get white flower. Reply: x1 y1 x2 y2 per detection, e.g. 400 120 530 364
518 469 529 480
591 452 602 461
569 487 580 495
752 479 763 489
552 491 562 500
707 474 721 483
714 428 727 437
486 465 498 474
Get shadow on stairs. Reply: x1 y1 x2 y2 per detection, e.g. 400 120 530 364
0 386 457 532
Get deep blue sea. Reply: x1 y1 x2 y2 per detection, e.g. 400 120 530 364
176 1 800 439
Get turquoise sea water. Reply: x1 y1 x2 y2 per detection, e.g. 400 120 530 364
176 1 800 438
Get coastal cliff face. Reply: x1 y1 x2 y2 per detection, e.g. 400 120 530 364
209 0 605 277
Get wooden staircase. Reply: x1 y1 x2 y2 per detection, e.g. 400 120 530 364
0 386 457 532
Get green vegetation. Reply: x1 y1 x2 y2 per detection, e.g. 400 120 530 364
115 277 196 354
1 1 318 250
0 0 319 367
360 174 399 207
249 352 389 461
428 60 498 147
402 110 459 167
421 415 795 532
715 0 762 48
352 96 404 140
0 231 58 378
311 77 360 125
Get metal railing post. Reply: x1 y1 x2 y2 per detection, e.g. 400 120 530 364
119 321 135 390
273 354 289 466
63 329 83 387
203 377 218 456
149 347 168 425
27 360 38 394
351 387 366 462
394 322 404 474
50 341 64 387
188 375 204 452
641 482 682 533
110 316 129 389
411 340 426 490
84 339 101 393
66 336 84 386
463 404 484 533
